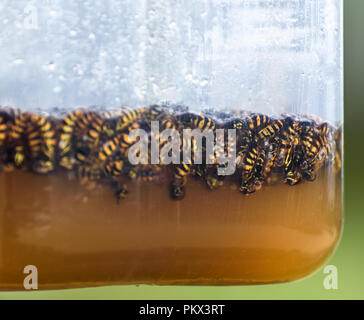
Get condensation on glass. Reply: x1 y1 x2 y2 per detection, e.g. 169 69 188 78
0 0 343 289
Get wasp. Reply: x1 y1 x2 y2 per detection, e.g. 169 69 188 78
26 117 42 160
110 179 128 202
263 135 282 183
98 135 120 162
103 160 124 177
299 123 329 181
146 105 169 121
224 118 252 158
75 111 105 154
98 129 139 165
85 112 104 147
199 127 235 191
100 110 123 137
0 113 8 148
156 117 179 164
30 114 57 174
246 113 271 132
256 119 284 141
224 118 246 131
170 162 191 200
75 147 92 166
170 127 201 200
115 107 146 132
58 109 85 169
7 110 31 168
59 110 104 169
317 122 336 163
0 110 11 168
239 146 261 194
178 114 216 186
274 116 301 185
177 113 216 131
243 147 271 194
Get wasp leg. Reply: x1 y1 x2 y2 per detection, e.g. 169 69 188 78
110 179 128 203
170 178 186 200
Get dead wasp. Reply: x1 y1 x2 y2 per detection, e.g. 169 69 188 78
98 135 121 162
31 114 57 174
276 116 302 185
177 113 216 130
0 112 9 148
145 105 169 121
224 118 252 157
59 110 104 169
58 109 85 170
0 109 12 168
115 107 146 132
103 160 124 178
299 122 332 181
7 110 32 168
110 179 128 202
85 112 104 146
170 162 191 200
239 146 261 194
170 131 199 199
256 119 284 141
246 113 271 132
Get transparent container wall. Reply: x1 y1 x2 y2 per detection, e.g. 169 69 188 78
0 0 342 124
0 0 342 290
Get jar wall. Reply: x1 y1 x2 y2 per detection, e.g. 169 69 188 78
0 0 342 123
0 0 343 289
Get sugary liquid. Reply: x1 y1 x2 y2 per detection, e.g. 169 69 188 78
0 166 341 290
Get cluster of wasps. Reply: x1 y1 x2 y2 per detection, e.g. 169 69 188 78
0 105 341 201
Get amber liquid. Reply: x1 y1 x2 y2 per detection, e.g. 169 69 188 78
0 165 342 290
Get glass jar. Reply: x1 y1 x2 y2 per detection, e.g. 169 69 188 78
0 0 343 289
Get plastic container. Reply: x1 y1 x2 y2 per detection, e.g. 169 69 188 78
0 0 342 290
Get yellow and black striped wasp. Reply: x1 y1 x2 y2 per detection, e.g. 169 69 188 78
98 135 121 163
170 132 197 200
228 114 272 194
29 114 57 174
103 160 124 178
299 121 333 182
275 116 302 185
177 112 216 131
85 112 104 147
101 107 144 138
170 162 191 200
58 109 85 170
59 109 104 170
145 105 169 122
246 113 270 132
174 113 217 195
109 179 128 202
0 108 12 168
6 109 33 169
115 107 146 132
239 146 261 194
